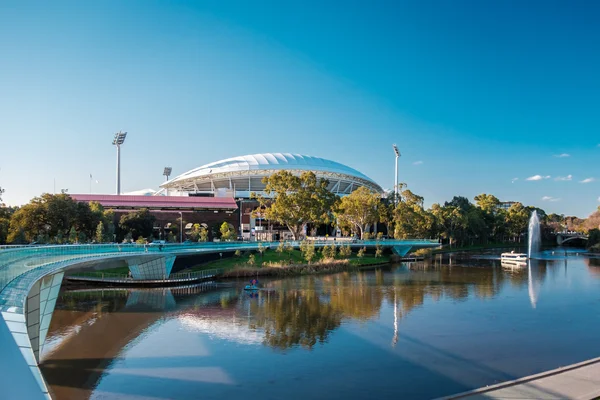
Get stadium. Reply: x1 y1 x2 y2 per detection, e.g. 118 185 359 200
160 152 383 198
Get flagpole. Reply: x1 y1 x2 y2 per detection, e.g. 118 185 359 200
89 174 92 194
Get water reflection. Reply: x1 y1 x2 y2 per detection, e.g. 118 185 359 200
42 253 600 400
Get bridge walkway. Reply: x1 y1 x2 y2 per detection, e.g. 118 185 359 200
437 356 600 400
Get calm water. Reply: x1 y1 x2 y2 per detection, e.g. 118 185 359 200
41 251 600 400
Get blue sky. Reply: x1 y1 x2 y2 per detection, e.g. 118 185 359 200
1 0 599 217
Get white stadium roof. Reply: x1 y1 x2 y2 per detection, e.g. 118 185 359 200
161 153 383 196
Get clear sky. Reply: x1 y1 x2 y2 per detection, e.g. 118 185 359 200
1 0 599 217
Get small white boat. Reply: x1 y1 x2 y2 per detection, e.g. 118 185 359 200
501 251 527 266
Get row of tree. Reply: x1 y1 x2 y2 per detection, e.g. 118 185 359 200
255 171 600 247
1 172 599 247
0 193 240 244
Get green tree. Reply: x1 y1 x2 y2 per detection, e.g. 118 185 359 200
276 241 285 255
300 240 316 263
339 245 352 258
375 244 383 258
335 186 381 240
474 193 500 214
0 206 16 244
254 171 338 240
8 193 79 243
394 190 435 239
220 222 236 241
321 244 336 259
506 202 529 242
68 227 78 243
199 226 209 242
119 208 156 241
95 221 105 243
357 247 366 258
431 203 466 247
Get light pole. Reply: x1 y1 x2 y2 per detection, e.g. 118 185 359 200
238 198 244 241
163 167 172 196
178 211 183 243
393 144 400 203
112 131 127 195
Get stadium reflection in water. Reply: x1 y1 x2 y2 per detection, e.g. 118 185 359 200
41 251 600 400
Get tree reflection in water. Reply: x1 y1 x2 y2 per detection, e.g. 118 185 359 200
245 257 557 351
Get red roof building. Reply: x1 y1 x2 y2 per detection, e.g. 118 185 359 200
70 194 237 211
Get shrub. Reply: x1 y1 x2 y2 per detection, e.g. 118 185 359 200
234 249 241 257
339 245 352 258
375 244 383 258
321 244 336 259
300 240 316 263
357 247 366 258
276 241 285 254
248 254 256 265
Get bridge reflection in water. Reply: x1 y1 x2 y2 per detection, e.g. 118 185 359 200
37 253 592 400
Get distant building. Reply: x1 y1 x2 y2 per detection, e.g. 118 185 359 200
70 194 238 241
498 201 517 211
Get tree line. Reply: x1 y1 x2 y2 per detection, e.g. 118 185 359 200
1 172 599 247
254 171 600 247
0 193 239 245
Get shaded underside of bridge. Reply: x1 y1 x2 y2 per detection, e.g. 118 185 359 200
0 240 439 399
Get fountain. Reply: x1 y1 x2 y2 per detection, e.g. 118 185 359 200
528 210 541 259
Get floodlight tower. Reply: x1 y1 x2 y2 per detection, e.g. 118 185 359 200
163 167 172 196
112 131 127 195
163 167 172 182
393 144 400 203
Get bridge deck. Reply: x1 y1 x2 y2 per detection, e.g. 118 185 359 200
437 356 600 400
66 272 221 285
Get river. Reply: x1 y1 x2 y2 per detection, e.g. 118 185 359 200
40 250 600 399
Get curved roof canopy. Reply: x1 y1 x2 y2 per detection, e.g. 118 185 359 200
162 153 383 194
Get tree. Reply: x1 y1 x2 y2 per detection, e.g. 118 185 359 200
119 208 156 241
0 206 16 244
431 203 466 247
8 193 79 243
474 194 500 214
199 226 209 242
95 221 105 243
444 196 472 213
335 186 381 240
321 244 336 259
219 222 236 241
394 189 435 239
506 202 529 242
254 171 338 240
300 240 316 263
339 245 352 258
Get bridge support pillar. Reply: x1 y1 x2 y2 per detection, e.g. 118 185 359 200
127 256 176 280
392 245 412 257
26 271 64 363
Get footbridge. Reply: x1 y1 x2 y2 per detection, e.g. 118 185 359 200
0 239 438 399
556 232 588 245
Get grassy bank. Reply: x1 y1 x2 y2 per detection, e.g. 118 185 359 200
182 249 390 277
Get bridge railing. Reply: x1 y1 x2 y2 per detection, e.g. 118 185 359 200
67 268 225 282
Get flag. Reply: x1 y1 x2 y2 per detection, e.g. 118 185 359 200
90 174 92 179
95 180 99 184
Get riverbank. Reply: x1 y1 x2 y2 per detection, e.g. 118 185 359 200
220 259 389 278
184 249 391 278
65 249 392 285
